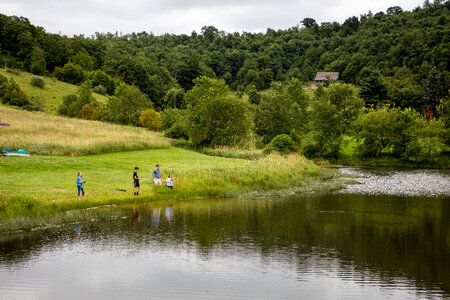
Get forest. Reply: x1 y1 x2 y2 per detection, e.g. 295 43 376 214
0 0 449 163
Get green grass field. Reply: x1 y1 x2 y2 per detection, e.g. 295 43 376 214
5 69 108 113
0 104 169 155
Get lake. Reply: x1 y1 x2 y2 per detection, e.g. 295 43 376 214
0 168 449 299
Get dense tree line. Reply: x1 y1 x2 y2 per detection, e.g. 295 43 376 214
1 1 449 112
0 2 448 162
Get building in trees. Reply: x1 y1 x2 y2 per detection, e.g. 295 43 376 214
315 72 339 86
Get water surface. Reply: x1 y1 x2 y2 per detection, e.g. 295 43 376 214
0 168 449 299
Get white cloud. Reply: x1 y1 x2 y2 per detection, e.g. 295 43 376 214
0 0 423 36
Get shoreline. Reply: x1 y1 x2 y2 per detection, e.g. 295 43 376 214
0 168 346 235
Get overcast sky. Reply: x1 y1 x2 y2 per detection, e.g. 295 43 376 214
1 0 423 37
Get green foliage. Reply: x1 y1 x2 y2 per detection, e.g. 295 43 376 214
86 70 116 95
247 87 261 105
105 84 153 126
30 75 45 88
404 118 447 162
421 67 449 113
139 109 162 131
264 134 295 154
386 67 423 109
359 70 388 105
160 108 188 139
30 46 46 75
352 107 399 157
70 51 95 71
0 75 33 109
255 79 309 143
91 84 107 95
58 82 97 118
185 76 252 146
163 87 185 109
53 62 85 85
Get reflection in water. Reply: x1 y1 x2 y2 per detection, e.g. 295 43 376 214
132 206 140 233
0 191 449 299
152 207 161 228
74 224 81 238
165 205 173 224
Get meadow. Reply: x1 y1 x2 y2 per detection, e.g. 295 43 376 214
0 148 320 232
0 104 170 156
5 69 108 113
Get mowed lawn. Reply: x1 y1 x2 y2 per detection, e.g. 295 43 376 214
5 70 108 113
0 148 318 204
0 104 170 156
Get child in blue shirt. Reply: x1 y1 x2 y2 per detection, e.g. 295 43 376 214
76 171 86 200
165 173 175 189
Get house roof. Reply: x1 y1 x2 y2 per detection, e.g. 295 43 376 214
315 72 339 81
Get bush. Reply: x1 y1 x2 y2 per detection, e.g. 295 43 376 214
53 63 84 85
403 119 447 161
0 75 33 110
165 121 188 139
86 70 116 95
91 85 107 95
58 82 97 118
140 109 162 131
264 134 295 154
30 75 45 88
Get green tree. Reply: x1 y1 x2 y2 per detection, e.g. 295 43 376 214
106 84 153 125
404 118 447 161
71 51 95 71
58 82 97 118
163 87 185 109
30 46 46 75
255 79 309 143
140 109 162 131
53 63 85 85
359 70 388 105
421 67 449 114
86 70 116 95
185 77 253 146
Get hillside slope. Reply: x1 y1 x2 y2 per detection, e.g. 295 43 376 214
4 70 108 113
0 104 169 156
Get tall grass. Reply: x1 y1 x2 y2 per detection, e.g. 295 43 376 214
0 104 170 155
0 148 321 232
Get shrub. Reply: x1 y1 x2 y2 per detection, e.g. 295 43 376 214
0 75 33 110
86 70 116 95
53 63 84 85
140 109 162 131
403 119 447 161
30 75 45 88
91 85 107 95
58 82 97 118
160 108 182 130
264 134 295 154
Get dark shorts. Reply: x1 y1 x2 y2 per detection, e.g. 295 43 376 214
134 180 140 187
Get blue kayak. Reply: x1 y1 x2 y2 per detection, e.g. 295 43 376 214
2 149 31 157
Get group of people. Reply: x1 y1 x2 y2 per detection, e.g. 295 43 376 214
133 164 175 195
75 164 175 199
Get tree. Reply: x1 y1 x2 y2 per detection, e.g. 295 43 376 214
30 46 46 75
106 84 153 125
163 87 185 109
58 82 97 118
352 107 400 157
301 18 317 29
264 134 296 154
53 63 85 85
86 70 116 95
421 67 449 114
71 51 95 70
185 77 253 146
359 70 388 105
255 79 309 143
140 109 162 131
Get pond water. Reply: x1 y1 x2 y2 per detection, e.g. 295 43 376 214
0 168 449 299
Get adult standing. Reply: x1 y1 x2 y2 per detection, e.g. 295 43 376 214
152 164 162 185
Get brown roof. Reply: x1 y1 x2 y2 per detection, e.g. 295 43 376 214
315 72 339 81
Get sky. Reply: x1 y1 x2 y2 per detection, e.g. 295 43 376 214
0 0 424 37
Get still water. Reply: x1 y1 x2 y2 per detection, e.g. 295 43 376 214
0 168 449 299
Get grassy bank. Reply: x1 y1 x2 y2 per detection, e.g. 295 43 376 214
5 69 108 113
0 148 320 232
0 104 170 155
